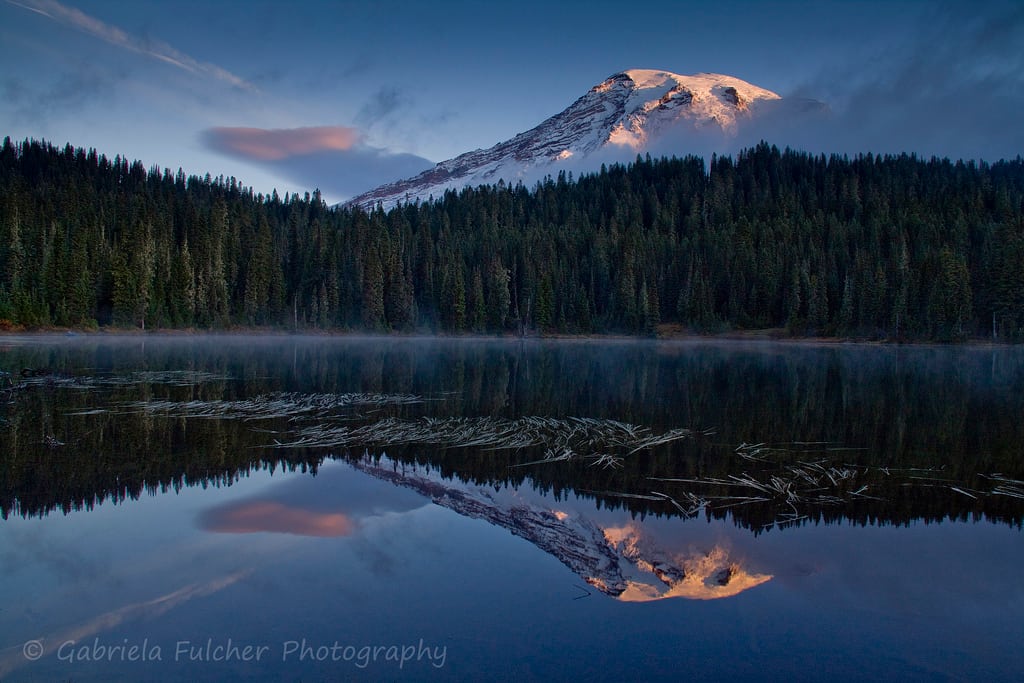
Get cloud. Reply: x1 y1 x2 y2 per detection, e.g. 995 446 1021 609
4 0 257 92
200 500 356 537
355 86 404 127
565 4 1024 167
0 526 101 583
202 125 434 201
204 126 361 161
272 147 435 200
197 463 430 539
769 3 1024 161
2 65 119 123
0 570 250 677
608 4 1024 167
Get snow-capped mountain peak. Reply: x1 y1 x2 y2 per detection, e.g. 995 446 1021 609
606 69 781 145
349 456 772 601
346 69 786 210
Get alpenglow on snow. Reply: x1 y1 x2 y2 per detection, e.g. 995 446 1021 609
347 69 820 210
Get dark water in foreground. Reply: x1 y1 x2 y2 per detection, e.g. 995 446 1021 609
0 335 1022 681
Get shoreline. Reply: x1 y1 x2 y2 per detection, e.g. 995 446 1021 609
0 324 1014 348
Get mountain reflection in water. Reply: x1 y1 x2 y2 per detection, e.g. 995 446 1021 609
1 335 1023 681
290 456 776 602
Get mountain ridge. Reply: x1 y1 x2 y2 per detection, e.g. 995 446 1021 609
347 69 790 209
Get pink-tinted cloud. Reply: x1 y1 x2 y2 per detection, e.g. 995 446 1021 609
202 125 434 201
201 500 356 537
205 126 361 161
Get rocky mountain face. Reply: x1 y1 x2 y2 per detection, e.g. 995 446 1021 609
350 456 771 601
347 69 792 210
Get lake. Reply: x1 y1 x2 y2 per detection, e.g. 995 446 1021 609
1 335 1022 681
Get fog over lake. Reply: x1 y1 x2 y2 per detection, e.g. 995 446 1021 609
1 335 1022 681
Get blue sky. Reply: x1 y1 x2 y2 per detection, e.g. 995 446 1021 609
1 0 1021 203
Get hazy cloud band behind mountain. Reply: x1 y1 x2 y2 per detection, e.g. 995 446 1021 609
202 125 434 201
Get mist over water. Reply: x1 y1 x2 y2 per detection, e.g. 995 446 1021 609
0 335 1022 681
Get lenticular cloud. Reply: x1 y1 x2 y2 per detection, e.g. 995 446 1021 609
203 126 361 161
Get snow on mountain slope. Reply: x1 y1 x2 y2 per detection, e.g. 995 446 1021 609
346 69 790 210
349 455 772 601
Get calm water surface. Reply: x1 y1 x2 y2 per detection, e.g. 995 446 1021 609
0 335 1022 681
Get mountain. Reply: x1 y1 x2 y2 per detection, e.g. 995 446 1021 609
349 456 772 601
347 69 801 210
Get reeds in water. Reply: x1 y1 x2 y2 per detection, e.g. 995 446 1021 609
122 391 423 421
274 415 706 469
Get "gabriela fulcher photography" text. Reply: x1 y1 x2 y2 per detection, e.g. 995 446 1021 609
23 636 448 670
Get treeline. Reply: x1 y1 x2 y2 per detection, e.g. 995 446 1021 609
2 137 1023 340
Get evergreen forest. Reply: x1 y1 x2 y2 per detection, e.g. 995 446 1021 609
2 136 1023 341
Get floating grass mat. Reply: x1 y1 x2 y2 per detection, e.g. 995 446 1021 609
129 370 232 386
121 392 424 421
113 391 706 467
644 442 1024 528
18 370 231 390
734 441 868 463
273 416 708 468
982 474 1024 500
